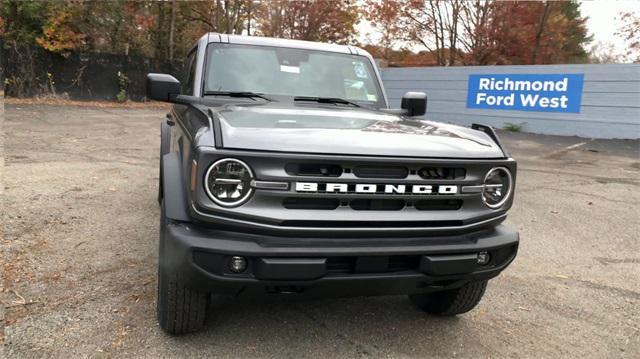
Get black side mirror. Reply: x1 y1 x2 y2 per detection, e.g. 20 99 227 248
401 91 427 117
146 73 181 102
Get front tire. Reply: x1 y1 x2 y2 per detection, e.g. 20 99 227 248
409 280 488 316
157 200 208 334
156 270 208 334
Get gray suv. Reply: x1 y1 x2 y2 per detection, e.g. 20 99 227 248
147 33 519 334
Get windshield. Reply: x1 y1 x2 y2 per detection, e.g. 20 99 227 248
204 43 385 108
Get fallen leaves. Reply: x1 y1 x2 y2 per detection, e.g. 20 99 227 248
5 97 170 109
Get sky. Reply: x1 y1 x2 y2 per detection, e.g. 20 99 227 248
357 0 639 57
580 0 639 54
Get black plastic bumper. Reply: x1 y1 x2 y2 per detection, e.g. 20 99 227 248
160 221 519 297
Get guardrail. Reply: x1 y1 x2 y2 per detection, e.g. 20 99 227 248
380 64 640 139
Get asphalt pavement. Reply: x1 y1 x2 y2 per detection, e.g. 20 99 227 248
1 104 638 358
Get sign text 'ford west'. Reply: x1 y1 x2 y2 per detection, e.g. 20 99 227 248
466 73 584 113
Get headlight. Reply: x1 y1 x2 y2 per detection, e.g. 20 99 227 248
482 167 513 209
204 158 254 207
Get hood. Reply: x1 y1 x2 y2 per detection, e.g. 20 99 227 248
213 103 505 158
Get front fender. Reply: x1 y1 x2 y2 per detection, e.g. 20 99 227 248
162 152 191 221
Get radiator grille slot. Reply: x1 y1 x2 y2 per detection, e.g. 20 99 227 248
415 199 462 211
418 167 466 180
283 198 340 210
285 163 342 177
350 199 405 211
280 220 463 228
353 165 409 179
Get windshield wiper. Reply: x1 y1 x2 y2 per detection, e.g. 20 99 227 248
203 91 272 101
294 96 361 108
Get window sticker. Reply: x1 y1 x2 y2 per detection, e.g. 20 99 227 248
367 94 378 101
349 81 364 89
280 65 300 74
353 62 368 79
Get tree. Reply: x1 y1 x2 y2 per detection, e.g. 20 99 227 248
476 1 591 65
457 0 495 65
1 0 51 45
254 0 360 44
363 0 405 60
80 1 156 56
616 11 640 63
36 6 85 55
1 0 54 96
558 1 592 63
365 0 592 66
402 0 465 66
588 41 624 64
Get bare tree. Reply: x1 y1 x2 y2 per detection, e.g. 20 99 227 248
458 0 494 65
403 0 464 66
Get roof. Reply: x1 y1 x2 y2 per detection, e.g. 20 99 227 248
197 33 372 58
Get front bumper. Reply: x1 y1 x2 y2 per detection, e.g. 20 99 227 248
161 221 519 297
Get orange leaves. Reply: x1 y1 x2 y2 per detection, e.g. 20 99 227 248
254 0 359 44
363 0 592 66
616 11 640 62
35 7 85 55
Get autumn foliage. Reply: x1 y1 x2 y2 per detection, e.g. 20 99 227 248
0 0 622 67
616 11 640 63
363 0 593 66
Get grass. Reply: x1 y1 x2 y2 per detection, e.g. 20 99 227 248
503 122 526 132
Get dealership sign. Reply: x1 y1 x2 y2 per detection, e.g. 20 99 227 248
466 74 584 113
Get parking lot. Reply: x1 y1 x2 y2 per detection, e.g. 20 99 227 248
1 104 639 358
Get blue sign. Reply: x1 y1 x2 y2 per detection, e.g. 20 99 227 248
466 74 584 113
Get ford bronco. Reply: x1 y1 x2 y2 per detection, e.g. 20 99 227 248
147 34 519 334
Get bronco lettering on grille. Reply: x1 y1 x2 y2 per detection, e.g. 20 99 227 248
295 182 458 194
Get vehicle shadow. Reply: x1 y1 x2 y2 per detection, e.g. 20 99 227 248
161 294 474 357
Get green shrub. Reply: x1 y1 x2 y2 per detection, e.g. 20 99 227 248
503 122 526 132
116 71 128 102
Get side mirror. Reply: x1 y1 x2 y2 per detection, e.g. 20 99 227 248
401 91 427 117
146 73 181 102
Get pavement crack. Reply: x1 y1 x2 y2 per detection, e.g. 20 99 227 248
528 186 634 204
547 276 640 300
594 257 640 265
520 167 640 187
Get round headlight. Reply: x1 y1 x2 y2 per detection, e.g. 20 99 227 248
482 167 513 209
204 158 254 207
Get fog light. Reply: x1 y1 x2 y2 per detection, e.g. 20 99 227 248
229 256 247 273
477 251 491 265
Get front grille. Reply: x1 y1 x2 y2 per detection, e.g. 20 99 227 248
195 149 515 233
280 220 463 228
281 198 463 211
285 163 465 180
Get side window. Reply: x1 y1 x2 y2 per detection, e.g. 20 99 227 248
183 50 196 95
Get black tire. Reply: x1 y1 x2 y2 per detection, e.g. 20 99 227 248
156 270 208 334
157 201 208 334
409 280 488 316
